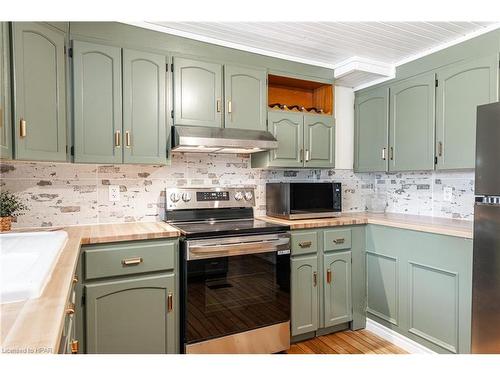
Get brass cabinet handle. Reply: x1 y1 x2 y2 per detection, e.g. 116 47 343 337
313 271 317 287
326 269 332 284
122 257 143 266
216 98 221 113
390 146 394 161
300 149 304 162
333 238 345 245
70 339 79 354
305 149 310 162
72 275 79 285
66 302 75 316
382 148 386 160
227 100 232 114
125 131 131 148
438 141 443 157
114 130 121 147
167 292 173 312
298 241 312 248
20 119 27 137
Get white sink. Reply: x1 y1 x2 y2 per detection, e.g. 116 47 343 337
0 231 68 304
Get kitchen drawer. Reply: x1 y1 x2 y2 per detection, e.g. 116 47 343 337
84 239 177 280
291 231 318 256
324 229 352 251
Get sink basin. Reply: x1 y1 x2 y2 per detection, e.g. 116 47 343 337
0 231 68 304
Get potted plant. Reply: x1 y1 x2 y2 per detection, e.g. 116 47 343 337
0 190 27 232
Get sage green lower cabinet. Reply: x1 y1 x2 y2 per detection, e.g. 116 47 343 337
304 115 335 168
366 225 473 353
389 73 435 171
435 54 499 170
0 22 12 159
323 251 352 328
73 40 122 163
291 255 318 336
122 49 168 164
12 22 67 161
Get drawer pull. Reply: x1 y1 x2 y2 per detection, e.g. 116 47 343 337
326 269 332 284
298 241 312 248
70 339 79 354
72 275 79 284
333 238 345 245
66 302 75 316
122 257 143 266
313 271 317 287
167 292 173 312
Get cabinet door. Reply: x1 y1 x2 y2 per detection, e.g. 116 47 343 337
389 73 435 171
224 65 266 131
12 22 67 161
173 57 222 128
86 273 175 354
304 115 335 168
436 55 499 170
73 40 122 163
323 251 352 328
291 255 318 336
268 111 304 168
354 87 389 172
123 49 167 164
0 22 12 159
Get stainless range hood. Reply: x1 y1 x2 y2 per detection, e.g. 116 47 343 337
171 126 278 154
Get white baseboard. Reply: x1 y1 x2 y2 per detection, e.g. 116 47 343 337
365 318 436 354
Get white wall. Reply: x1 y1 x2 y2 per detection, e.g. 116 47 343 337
334 85 355 170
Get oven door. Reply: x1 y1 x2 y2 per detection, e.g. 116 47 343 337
180 233 291 353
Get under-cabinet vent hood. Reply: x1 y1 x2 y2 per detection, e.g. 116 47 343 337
171 126 278 154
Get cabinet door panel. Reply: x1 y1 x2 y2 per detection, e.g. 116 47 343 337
73 40 122 163
436 55 499 170
224 65 266 131
268 111 303 168
173 57 222 128
323 251 352 327
86 273 175 354
123 49 167 164
389 73 435 171
12 22 67 161
354 87 389 172
304 115 335 168
0 22 12 159
291 255 318 336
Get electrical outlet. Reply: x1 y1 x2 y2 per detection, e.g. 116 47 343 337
443 186 453 202
109 185 120 202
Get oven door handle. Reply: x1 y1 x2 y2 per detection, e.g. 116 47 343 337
187 238 290 260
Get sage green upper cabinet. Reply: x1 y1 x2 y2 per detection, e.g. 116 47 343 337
86 273 175 354
224 65 266 131
268 111 304 168
389 73 436 172
173 57 222 128
354 87 389 172
435 54 499 170
323 251 352 328
291 255 318 336
73 40 122 163
123 49 167 164
0 22 12 159
12 22 67 161
304 115 335 168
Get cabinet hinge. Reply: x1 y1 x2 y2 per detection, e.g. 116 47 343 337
435 79 438 88
434 156 438 165
166 63 169 72
68 47 73 58
170 110 174 119
171 63 173 72
70 146 74 156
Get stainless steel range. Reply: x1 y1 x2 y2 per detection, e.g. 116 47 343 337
165 187 291 354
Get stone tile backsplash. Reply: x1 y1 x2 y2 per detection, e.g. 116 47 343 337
0 155 475 228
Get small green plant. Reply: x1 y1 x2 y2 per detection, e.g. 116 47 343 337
0 190 28 218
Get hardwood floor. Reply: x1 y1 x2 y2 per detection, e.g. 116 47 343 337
287 329 408 354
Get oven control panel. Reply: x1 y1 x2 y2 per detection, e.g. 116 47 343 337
166 187 255 210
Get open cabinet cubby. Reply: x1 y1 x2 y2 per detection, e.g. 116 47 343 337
268 74 334 115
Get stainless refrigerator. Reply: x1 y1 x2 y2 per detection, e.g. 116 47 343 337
472 101 500 353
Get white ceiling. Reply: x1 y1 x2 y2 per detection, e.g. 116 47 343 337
139 22 500 88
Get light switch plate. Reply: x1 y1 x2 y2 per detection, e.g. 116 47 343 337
109 185 120 202
443 187 453 202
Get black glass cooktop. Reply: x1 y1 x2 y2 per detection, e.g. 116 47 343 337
171 218 289 239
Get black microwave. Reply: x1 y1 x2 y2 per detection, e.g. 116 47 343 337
266 182 342 220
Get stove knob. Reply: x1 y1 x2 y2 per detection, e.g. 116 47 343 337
244 191 253 201
182 192 191 202
170 192 180 203
234 191 244 201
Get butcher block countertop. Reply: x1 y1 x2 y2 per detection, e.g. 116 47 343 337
258 212 473 239
0 222 180 354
